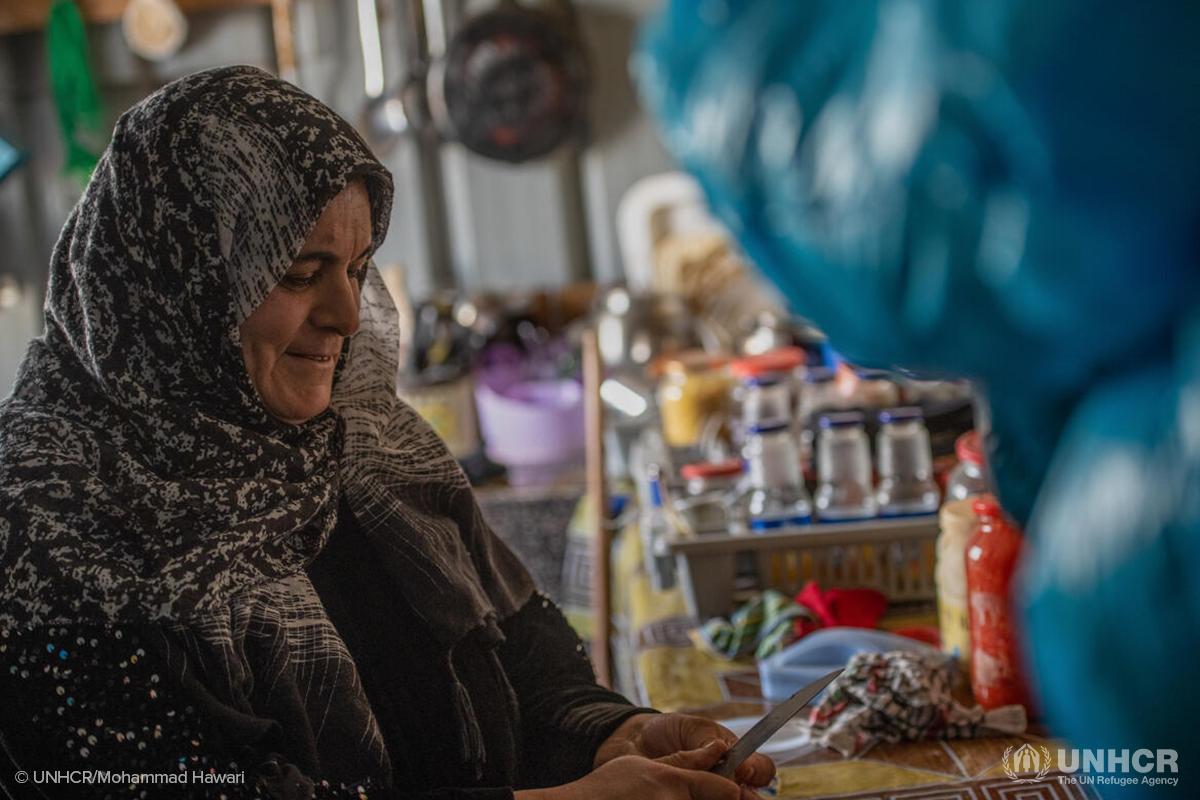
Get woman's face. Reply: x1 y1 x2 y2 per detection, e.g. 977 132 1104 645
240 181 373 424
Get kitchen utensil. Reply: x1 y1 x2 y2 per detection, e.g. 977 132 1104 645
357 0 411 154
593 287 725 371
426 0 590 162
710 668 843 780
717 716 809 757
122 0 187 61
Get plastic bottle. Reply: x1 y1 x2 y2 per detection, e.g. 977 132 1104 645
875 407 941 517
813 412 877 521
936 497 976 664
640 465 677 591
945 430 989 501
740 420 812 532
965 495 1033 712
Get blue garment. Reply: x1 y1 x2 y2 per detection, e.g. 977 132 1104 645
636 1 1200 795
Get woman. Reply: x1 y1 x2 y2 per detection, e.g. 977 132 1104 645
0 67 773 800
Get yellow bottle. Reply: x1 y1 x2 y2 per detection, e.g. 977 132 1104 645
936 497 977 664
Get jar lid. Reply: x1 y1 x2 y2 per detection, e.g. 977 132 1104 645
742 375 783 388
878 406 923 424
819 411 864 429
854 367 892 380
681 458 745 480
971 493 1002 519
730 346 806 379
658 349 729 376
956 430 984 465
746 419 791 435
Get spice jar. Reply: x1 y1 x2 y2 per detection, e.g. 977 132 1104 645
731 346 806 410
657 351 731 448
678 458 745 533
965 495 1033 712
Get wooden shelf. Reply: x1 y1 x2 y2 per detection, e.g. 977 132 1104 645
0 0 312 36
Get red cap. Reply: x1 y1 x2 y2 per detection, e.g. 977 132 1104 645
956 430 984 465
681 459 745 481
971 493 1003 519
729 346 806 379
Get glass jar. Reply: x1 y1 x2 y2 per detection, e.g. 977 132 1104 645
851 367 901 409
875 407 940 517
799 366 837 424
657 351 731 448
739 420 812 532
814 411 877 521
945 430 989 500
677 458 745 533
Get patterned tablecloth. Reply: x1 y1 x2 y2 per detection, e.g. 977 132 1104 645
608 523 1102 800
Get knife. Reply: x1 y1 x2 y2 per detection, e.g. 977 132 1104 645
709 668 843 780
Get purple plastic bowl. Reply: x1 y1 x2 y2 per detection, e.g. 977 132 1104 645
474 374 586 477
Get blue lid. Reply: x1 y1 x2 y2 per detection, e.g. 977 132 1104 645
878 406 924 424
819 411 864 428
747 419 791 435
804 366 835 383
854 367 892 380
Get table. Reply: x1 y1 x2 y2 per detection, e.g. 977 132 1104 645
609 524 1102 800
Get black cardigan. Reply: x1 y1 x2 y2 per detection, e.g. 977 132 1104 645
0 507 647 799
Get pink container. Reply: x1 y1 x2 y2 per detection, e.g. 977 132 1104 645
474 370 586 485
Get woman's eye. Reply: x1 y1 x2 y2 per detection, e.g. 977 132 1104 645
351 263 369 285
281 273 320 289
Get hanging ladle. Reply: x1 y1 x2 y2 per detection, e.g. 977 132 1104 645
356 0 413 155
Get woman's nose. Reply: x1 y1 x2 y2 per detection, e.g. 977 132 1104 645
311 271 362 337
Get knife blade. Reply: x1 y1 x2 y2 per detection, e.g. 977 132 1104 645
709 668 843 780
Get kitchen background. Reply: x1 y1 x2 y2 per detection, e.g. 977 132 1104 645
0 0 676 396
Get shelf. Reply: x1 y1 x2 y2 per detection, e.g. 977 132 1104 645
0 0 319 36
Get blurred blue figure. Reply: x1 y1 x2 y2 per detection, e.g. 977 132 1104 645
636 1 1200 796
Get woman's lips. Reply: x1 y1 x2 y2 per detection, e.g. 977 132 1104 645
285 352 336 364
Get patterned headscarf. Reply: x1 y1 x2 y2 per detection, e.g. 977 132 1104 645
0 68 534 781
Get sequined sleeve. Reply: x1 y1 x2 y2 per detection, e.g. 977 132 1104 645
0 625 511 800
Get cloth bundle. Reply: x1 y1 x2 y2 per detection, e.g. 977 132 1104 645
692 590 811 661
693 583 889 661
802 651 1027 756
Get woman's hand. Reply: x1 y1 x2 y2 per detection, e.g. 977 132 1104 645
518 740 760 800
593 713 776 789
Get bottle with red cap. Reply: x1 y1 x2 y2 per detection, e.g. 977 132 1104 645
965 494 1034 712
678 458 746 533
946 430 990 501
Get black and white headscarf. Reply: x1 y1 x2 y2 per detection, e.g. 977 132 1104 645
0 66 534 785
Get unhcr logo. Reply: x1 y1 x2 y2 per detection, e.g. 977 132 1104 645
1002 744 1181 788
1003 743 1052 783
